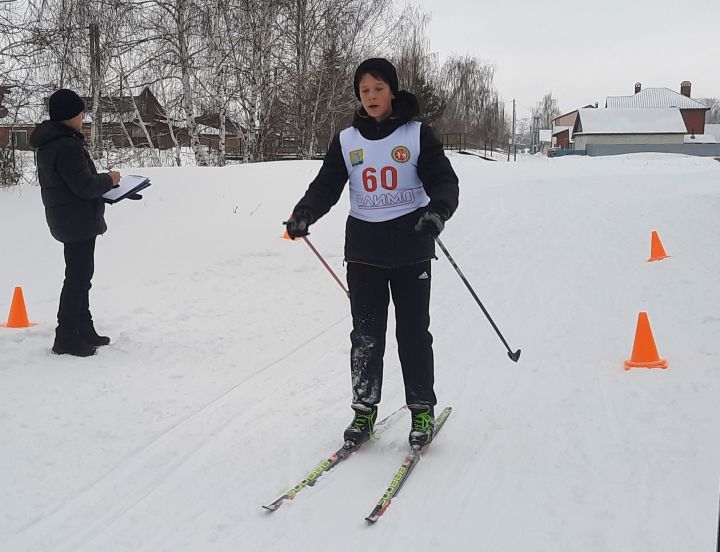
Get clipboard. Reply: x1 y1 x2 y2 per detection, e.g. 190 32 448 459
103 174 152 204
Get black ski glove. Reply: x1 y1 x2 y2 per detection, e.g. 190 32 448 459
414 211 444 237
284 209 313 240
103 193 143 204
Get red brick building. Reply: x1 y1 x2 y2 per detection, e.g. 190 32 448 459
551 105 597 149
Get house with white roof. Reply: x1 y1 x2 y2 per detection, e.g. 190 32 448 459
571 107 720 157
606 82 710 135
573 108 687 150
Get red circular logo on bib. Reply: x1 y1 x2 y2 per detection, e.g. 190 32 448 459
391 146 411 163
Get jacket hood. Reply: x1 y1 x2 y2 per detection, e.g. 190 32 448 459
29 120 84 149
353 90 421 128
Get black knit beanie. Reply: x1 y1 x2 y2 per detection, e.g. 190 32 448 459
49 89 85 122
353 58 399 99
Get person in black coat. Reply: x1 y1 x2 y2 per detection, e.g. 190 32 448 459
285 58 459 447
30 89 121 357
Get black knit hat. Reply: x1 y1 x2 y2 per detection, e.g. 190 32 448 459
48 89 85 122
353 58 399 99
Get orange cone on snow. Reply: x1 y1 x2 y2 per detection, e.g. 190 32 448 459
624 312 667 370
647 231 669 262
1 287 33 328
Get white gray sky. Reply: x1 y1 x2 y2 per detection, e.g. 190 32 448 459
410 0 720 121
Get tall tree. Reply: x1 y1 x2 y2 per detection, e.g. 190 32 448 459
701 98 720 124
438 55 503 144
392 6 444 126
532 91 561 130
142 0 209 166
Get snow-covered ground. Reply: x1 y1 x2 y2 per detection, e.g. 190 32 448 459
1 152 719 551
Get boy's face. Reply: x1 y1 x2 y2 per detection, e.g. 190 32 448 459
358 73 394 122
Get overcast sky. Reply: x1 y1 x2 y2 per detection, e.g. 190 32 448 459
410 0 720 120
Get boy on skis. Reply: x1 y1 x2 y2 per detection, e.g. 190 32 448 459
285 58 459 447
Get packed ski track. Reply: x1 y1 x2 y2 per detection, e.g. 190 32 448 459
1 153 719 551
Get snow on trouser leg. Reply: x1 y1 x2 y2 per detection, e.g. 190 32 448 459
350 332 384 405
347 262 391 406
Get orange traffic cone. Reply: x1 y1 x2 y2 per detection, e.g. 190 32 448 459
1 286 34 328
624 312 667 370
647 231 669 262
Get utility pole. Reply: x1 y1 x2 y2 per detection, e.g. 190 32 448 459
532 115 540 154
89 23 102 159
512 99 517 162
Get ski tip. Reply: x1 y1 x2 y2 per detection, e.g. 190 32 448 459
365 516 378 524
262 503 280 512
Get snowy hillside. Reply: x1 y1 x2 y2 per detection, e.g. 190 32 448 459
1 153 719 551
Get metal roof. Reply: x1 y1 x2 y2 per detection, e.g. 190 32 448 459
574 108 687 135
606 88 708 110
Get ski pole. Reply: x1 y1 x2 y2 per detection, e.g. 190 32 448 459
434 235 521 362
716 482 719 552
302 236 350 298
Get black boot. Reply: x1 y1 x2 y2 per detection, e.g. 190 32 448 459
343 403 378 446
79 321 111 347
408 404 435 447
52 335 97 357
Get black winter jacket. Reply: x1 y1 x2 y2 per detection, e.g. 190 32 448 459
293 91 459 268
30 121 114 243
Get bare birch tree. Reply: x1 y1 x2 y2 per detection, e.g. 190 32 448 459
532 91 561 131
143 0 209 166
391 6 444 126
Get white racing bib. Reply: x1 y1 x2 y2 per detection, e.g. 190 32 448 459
339 121 429 222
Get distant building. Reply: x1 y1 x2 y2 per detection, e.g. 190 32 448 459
0 85 35 151
193 112 244 158
1 87 244 156
551 105 596 149
0 123 35 150
606 82 710 135
573 108 687 150
552 126 572 149
537 129 552 154
571 107 720 156
79 87 181 150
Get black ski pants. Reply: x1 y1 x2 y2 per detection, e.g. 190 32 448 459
347 260 436 408
57 237 96 338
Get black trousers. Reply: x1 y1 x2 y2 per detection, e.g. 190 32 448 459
347 260 436 407
57 237 96 338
